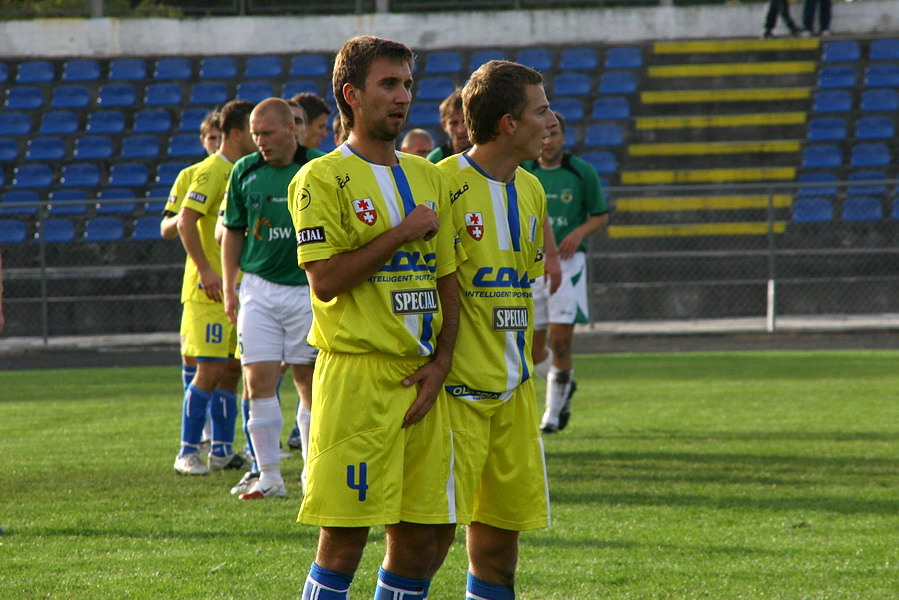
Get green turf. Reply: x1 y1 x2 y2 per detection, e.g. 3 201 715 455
1 351 897 598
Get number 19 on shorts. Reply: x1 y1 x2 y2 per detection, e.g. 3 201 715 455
205 323 223 344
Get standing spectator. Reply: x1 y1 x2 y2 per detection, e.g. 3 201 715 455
802 0 832 36
426 88 471 163
762 0 801 38
400 128 435 158
291 92 332 151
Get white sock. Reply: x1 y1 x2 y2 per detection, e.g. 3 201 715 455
297 404 311 492
542 367 573 427
533 348 553 379
247 396 283 484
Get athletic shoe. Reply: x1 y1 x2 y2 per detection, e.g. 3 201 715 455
540 422 559 435
239 479 287 500
174 453 210 476
287 426 302 450
198 440 211 459
557 379 577 431
208 452 252 471
230 471 260 495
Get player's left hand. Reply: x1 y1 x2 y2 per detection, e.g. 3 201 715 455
558 232 583 260
400 358 450 428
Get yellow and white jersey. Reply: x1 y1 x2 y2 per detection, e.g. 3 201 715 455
164 162 199 215
179 152 234 304
437 153 546 398
288 144 456 358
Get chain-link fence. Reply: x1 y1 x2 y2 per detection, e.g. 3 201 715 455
3 178 897 341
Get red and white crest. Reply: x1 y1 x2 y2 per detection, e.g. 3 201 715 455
352 198 377 226
465 212 484 241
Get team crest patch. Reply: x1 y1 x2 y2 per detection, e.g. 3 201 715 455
465 212 484 241
353 198 377 226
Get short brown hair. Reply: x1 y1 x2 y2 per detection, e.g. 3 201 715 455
462 60 543 146
291 92 330 124
438 88 463 123
219 99 255 135
199 110 221 136
332 35 415 131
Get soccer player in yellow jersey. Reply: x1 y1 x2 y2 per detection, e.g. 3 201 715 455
173 99 257 476
437 60 558 600
288 36 459 600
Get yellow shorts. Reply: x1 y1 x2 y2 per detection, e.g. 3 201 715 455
448 378 550 530
180 300 237 359
298 350 457 527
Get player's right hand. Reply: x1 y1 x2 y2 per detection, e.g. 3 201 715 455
224 290 238 323
401 204 440 242
199 268 223 303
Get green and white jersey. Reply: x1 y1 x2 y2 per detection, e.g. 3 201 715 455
223 146 323 286
522 153 608 252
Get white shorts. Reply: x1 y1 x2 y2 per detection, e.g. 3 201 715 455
237 272 318 366
532 252 589 328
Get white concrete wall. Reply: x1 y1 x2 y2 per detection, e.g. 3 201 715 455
0 2 895 59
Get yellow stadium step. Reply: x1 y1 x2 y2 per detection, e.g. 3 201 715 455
635 112 807 130
641 88 811 104
653 38 820 54
615 195 793 212
628 140 801 157
621 167 796 185
648 61 816 78
608 221 788 239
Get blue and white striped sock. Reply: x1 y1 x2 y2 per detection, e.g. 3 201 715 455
301 562 352 600
374 566 428 599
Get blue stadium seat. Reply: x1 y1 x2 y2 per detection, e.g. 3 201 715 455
553 72 591 97
817 66 855 89
807 117 846 141
16 60 54 83
60 162 101 188
50 84 90 109
144 188 169 212
74 135 113 160
846 170 886 197
39 111 79 135
283 80 318 98
96 188 136 214
599 71 637 94
860 89 898 112
797 171 837 197
98 84 136 107
145 83 181 106
48 189 89 216
0 190 40 216
586 124 623 147
424 51 462 75
552 98 584 122
39 218 77 242
0 112 31 135
13 164 54 188
245 55 282 78
811 90 851 113
0 62 7 84
581 151 617 174
0 219 28 243
822 40 860 62
417 77 455 101
62 58 101 82
108 163 148 187
560 47 598 71
168 133 205 158
120 134 160 159
109 59 146 81
290 54 328 78
87 110 125 133
470 49 506 71
189 81 228 106
792 197 833 222
842 196 882 221
869 38 899 61
156 161 188 187
26 137 66 161
133 108 172 133
892 198 899 220
592 96 630 120
864 64 899 88
407 102 441 127
154 57 192 80
84 217 125 241
180 108 210 133
5 86 44 109
605 46 643 69
515 49 553 71
0 137 17 162
801 144 841 169
855 116 894 140
132 215 163 240
199 56 237 79
851 143 890 168
237 80 274 103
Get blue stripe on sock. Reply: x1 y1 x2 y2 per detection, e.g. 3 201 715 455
302 562 352 600
466 572 514 600
375 567 427 598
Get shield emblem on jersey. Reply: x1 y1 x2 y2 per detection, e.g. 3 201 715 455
352 198 377 226
465 212 484 241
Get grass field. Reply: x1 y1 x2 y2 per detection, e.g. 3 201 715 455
1 350 897 599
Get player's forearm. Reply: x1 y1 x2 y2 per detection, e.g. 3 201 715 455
160 213 180 240
576 214 609 239
221 228 245 293
177 215 213 274
433 272 460 370
543 218 559 259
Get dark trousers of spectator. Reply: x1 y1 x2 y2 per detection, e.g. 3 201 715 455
764 0 800 34
803 0 832 33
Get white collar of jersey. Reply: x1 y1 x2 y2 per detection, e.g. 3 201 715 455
341 142 403 165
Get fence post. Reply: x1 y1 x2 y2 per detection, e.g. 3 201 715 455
765 189 777 333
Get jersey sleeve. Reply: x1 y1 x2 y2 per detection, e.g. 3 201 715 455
528 178 546 281
164 167 190 215
433 170 458 279
222 165 247 229
289 161 348 267
182 165 219 217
